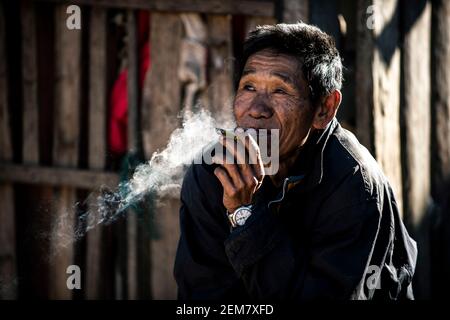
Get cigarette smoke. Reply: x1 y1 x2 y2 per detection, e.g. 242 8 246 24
48 108 234 253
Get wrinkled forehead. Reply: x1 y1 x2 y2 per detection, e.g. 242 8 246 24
241 49 307 89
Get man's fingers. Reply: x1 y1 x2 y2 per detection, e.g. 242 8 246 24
227 128 263 181
213 167 236 197
221 161 245 191
212 156 244 189
215 128 264 193
243 131 265 182
218 135 257 185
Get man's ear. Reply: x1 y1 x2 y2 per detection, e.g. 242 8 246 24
312 89 342 129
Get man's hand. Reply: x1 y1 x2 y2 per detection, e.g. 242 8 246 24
212 128 265 213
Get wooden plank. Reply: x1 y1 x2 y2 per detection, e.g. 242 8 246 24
21 1 55 300
88 9 107 171
141 12 183 299
179 13 207 111
282 0 309 23
400 0 431 299
0 164 119 189
132 11 151 299
53 6 81 168
142 13 182 159
151 197 180 298
401 3 431 223
126 204 138 299
36 0 275 17
431 0 450 202
21 0 39 164
0 5 12 162
127 10 139 155
114 219 127 300
124 9 152 299
355 0 403 213
125 9 139 299
85 7 107 300
431 0 450 299
0 185 16 299
136 200 151 299
0 1 17 300
49 4 82 299
207 15 234 118
355 0 374 152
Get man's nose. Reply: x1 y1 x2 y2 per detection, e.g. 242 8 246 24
248 95 273 119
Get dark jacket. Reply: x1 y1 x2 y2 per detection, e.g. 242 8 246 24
174 118 417 300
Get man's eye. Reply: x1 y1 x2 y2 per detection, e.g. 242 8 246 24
243 85 255 91
274 88 287 94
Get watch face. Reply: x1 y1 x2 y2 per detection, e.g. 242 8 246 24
235 208 252 226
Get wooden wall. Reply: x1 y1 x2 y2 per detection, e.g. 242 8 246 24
0 0 448 300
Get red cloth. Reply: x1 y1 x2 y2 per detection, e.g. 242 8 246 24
109 12 151 155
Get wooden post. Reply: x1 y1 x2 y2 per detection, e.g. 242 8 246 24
355 0 403 213
430 0 450 298
50 4 81 299
126 202 138 300
179 13 207 111
125 9 139 300
86 7 107 300
207 15 234 119
21 0 54 298
141 12 182 299
400 0 431 299
21 0 39 164
0 1 17 300
282 0 309 23
127 10 139 156
125 9 152 299
431 0 450 202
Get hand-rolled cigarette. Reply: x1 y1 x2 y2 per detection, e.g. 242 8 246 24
215 128 238 141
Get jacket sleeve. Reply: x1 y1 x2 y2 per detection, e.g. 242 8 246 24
174 164 248 300
224 187 382 300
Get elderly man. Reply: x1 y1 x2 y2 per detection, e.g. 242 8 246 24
174 23 417 300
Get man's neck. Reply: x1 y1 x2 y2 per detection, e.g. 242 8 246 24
269 151 301 187
268 129 318 188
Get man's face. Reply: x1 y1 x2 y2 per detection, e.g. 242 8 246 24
233 49 315 161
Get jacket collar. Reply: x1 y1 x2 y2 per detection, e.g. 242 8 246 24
287 117 339 191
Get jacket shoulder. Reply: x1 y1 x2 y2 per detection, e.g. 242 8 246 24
323 124 391 205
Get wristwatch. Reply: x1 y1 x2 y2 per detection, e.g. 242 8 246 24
228 205 253 228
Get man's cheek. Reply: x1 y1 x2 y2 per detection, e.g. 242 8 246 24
233 96 251 117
